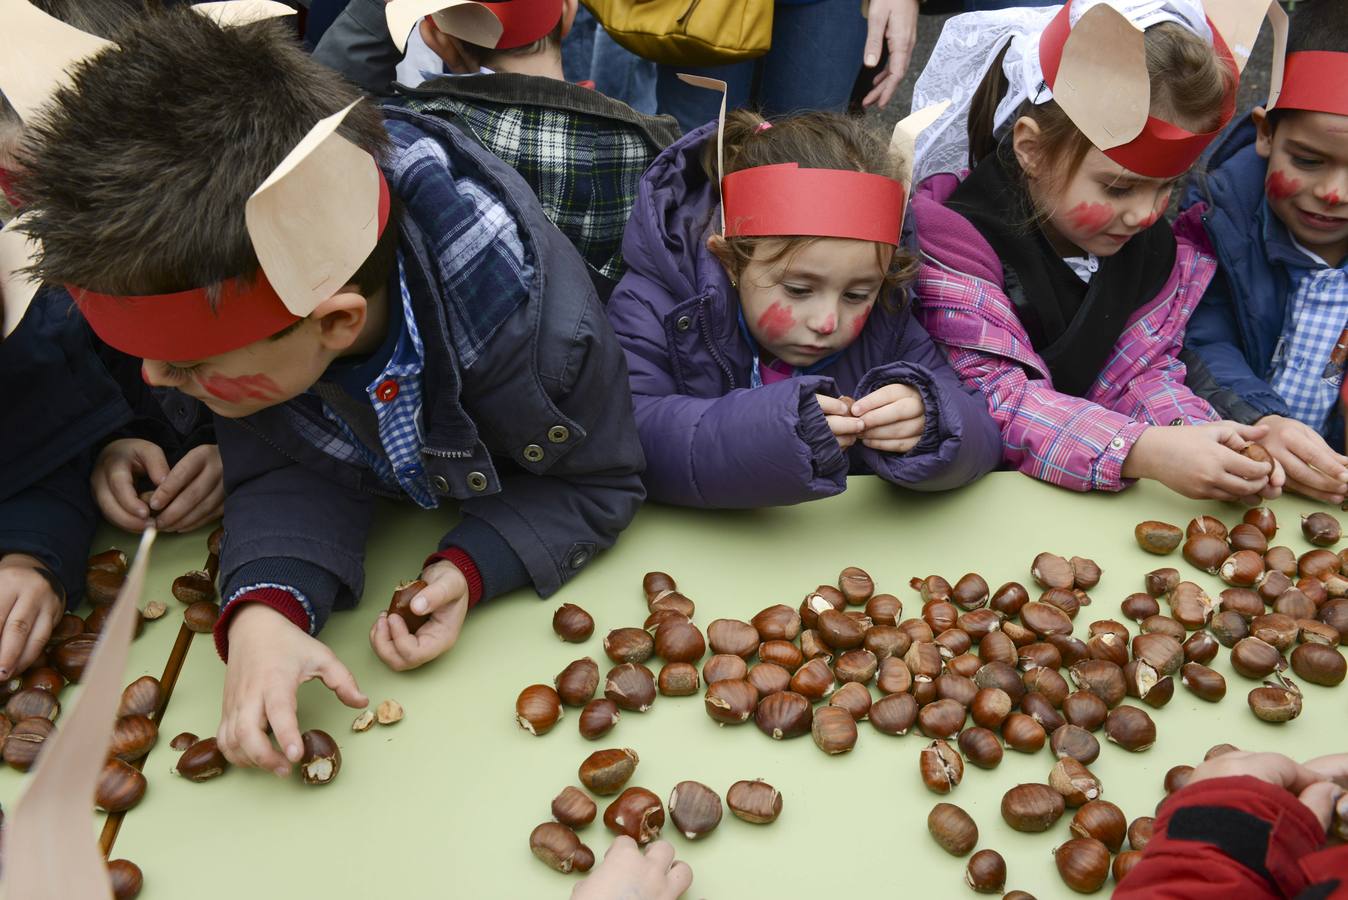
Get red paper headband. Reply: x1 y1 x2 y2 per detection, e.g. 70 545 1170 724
721 165 905 246
473 0 561 49
1038 4 1238 179
72 170 391 362
1273 52 1348 118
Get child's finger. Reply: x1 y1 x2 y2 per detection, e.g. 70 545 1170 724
15 602 55 674
664 861 694 898
862 437 920 453
411 572 466 616
859 398 923 430
235 705 288 774
369 613 411 670
858 416 924 442
1221 448 1276 481
824 415 865 437
0 592 33 679
815 394 849 416
1298 782 1344 833
263 688 304 771
1303 754 1348 787
603 835 638 860
643 840 676 871
103 464 152 524
150 452 203 513
134 442 172 491
315 653 367 710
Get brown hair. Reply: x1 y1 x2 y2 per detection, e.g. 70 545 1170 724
701 109 917 307
967 21 1236 192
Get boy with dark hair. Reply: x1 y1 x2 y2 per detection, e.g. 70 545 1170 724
315 0 680 296
1181 0 1348 493
14 7 644 775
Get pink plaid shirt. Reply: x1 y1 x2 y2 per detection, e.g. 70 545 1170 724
911 181 1217 492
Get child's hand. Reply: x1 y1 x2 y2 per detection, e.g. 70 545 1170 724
571 837 693 900
146 444 224 533
92 438 171 531
815 395 864 450
0 554 62 679
218 603 367 776
852 384 927 453
1189 750 1345 833
1255 415 1348 504
370 559 469 671
1123 422 1277 503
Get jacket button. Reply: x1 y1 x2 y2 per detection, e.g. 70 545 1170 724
467 472 488 492
675 315 692 332
523 444 544 462
431 475 450 493
1110 437 1126 450
375 379 399 402
570 550 589 569
547 425 570 443
1169 418 1184 426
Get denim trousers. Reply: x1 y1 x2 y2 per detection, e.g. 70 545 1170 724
561 7 659 114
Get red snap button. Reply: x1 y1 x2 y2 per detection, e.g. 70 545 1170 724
375 379 399 402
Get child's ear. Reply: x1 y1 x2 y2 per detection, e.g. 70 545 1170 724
1251 107 1274 160
311 289 368 353
419 17 477 74
705 234 737 278
560 0 579 39
1011 116 1044 179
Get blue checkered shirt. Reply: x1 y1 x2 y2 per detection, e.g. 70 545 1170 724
1268 239 1348 432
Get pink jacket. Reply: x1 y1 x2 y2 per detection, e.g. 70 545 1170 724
911 174 1219 492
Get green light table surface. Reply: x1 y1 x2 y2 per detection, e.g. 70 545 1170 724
112 473 1348 898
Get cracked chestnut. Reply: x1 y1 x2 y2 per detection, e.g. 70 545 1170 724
388 580 430 633
298 730 340 785
603 787 664 845
920 739 964 793
1050 757 1101 807
4 716 54 770
176 737 228 781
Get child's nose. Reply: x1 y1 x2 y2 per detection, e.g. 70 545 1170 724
1315 176 1347 206
813 312 837 335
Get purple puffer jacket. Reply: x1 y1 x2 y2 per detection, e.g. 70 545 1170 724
605 124 1003 508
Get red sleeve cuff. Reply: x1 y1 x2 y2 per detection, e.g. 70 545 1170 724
213 588 311 662
424 547 483 608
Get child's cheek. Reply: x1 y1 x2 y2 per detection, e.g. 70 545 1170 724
849 307 871 341
1065 201 1115 236
1266 169 1302 201
197 372 283 404
756 302 796 343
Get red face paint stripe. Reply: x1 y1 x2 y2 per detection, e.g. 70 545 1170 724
1266 170 1302 201
1066 201 1114 235
756 302 796 343
197 372 284 404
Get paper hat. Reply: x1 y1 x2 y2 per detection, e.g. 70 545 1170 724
679 74 947 246
2 529 156 900
1270 51 1348 117
386 0 562 54
1039 0 1283 179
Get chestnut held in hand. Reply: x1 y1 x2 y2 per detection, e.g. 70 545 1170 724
299 729 341 785
388 580 431 633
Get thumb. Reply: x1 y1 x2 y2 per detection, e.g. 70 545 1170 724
317 655 367 709
412 571 467 616
1230 422 1271 444
1298 782 1344 833
136 442 172 489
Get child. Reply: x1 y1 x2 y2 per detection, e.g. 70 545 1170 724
605 106 1002 508
12 7 644 775
1116 749 1348 897
1180 0 1348 503
317 0 681 297
908 0 1281 502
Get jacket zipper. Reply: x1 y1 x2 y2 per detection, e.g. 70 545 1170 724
696 294 738 389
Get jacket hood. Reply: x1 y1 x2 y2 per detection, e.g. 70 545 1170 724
911 173 1004 286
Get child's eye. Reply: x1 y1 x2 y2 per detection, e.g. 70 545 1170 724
782 284 811 298
1103 184 1133 198
1291 155 1322 168
843 291 874 304
160 362 200 383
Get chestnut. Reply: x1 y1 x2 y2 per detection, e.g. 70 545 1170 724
1231 637 1286 679
1180 662 1227 701
816 608 865 651
1019 641 1063 673
991 581 1030 616
1183 534 1229 574
1128 816 1155 851
1104 705 1155 751
1085 632 1127 667
552 603 594 643
934 627 973 659
1229 523 1270 554
707 618 759 658
579 698 620 739
1055 837 1111 892
516 684 564 735
1136 521 1182 554
952 573 990 610
927 801 978 855
898 617 936 645
1323 598 1348 633
798 629 833 664
788 657 836 701
603 787 664 845
183 600 219 634
643 609 689 635
811 705 858 754
864 624 908 660
920 740 965 794
668 780 722 839
746 662 791 697
829 681 873 721
88 547 129 575
388 580 430 633
1040 588 1082 619
755 690 811 740
1290 642 1346 686
834 648 878 685
1145 567 1181 597
530 821 594 873
1187 515 1229 539
1069 556 1102 590
656 662 700 697
6 687 59 724
579 747 638 795
970 687 1012 729
552 785 597 829
1220 550 1264 587
604 663 656 712
1120 593 1160 622
1298 619 1340 646
948 653 985 679
1266 545 1298 576
51 634 97 683
1164 764 1194 794
3 716 53 771
107 859 143 900
1244 506 1278 538
352 710 375 732
1021 691 1066 734
704 679 758 725
1256 570 1293 603
649 591 695 618
556 658 601 707
171 570 215 605
754 640 800 672
298 729 340 785
903 641 943 681
1001 782 1065 832
116 675 161 719
865 593 903 626
1301 548 1342 579
838 566 874 604
176 737 228 782
1248 682 1303 722
1050 723 1101 764
979 630 1018 667
727 779 781 824
974 661 1026 705
1273 589 1317 621
1062 691 1108 731
1069 660 1126 707
936 671 979 708
109 715 158 762
642 571 676 601
1031 552 1075 589
1020 602 1073 637
750 604 801 642
1168 582 1215 629
169 731 198 751
966 849 1006 893
1303 512 1342 547
1204 743 1242 761
910 574 954 603
1183 630 1219 665
869 692 918 735
701 654 747 686
958 726 1003 769
653 620 705 664
604 628 654 665
1211 610 1251 647
86 568 125 606
918 698 967 740
1113 850 1143 884
1252 612 1300 652
96 758 147 812
1050 757 1102 807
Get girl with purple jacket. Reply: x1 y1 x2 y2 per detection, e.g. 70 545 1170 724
606 108 1002 508
908 0 1283 502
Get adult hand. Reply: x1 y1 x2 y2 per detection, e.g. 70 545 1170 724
861 0 920 109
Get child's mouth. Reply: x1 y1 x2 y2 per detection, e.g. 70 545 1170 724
1296 207 1348 231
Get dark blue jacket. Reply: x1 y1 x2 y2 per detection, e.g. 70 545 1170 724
0 286 133 605
215 108 645 633
1179 115 1344 445
605 124 1003 508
